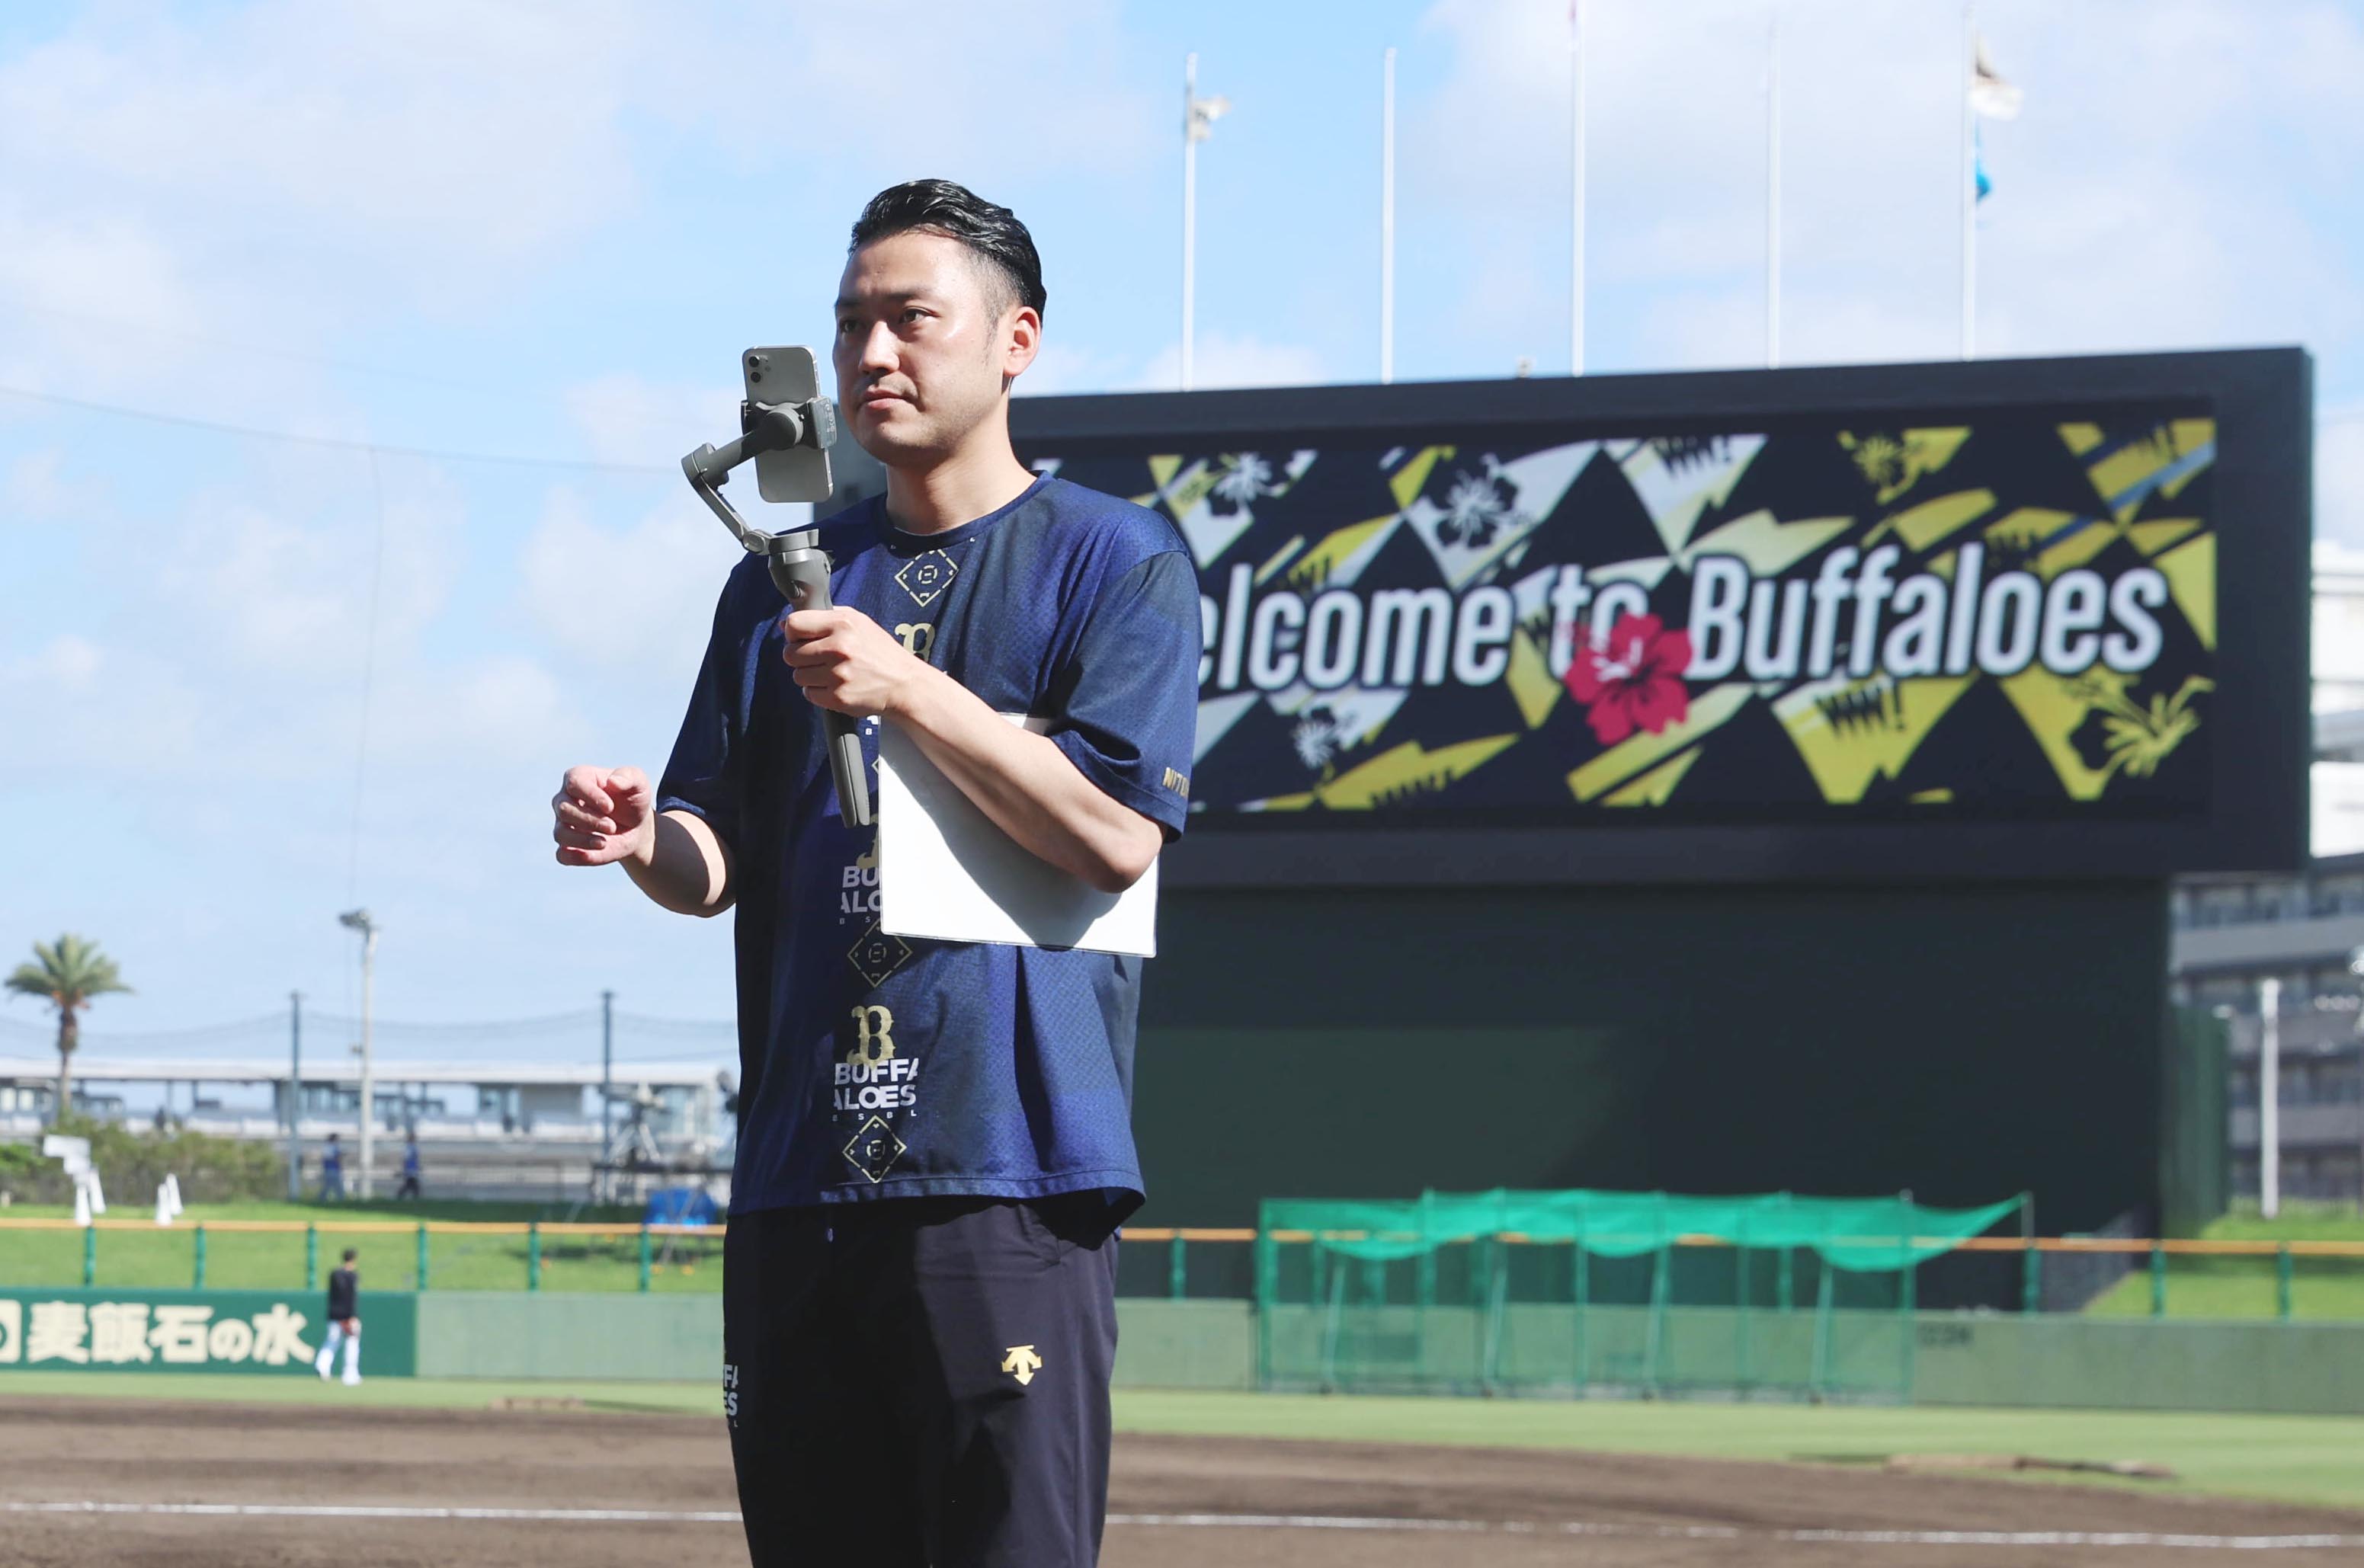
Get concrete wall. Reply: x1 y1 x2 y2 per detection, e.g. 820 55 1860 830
412 1292 1254 1390
415 1292 721 1381
1259 1304 2364 1416
1913 1314 2364 1416
411 1292 2364 1416
1112 1301 1256 1390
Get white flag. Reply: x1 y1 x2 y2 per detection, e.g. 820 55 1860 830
1186 91 1231 142
1971 31 2022 120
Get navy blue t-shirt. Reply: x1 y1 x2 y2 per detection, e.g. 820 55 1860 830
657 476 1198 1214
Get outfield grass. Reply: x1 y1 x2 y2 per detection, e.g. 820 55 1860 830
0 1199 722 1294
1113 1391 2364 1514
4 1372 2359 1514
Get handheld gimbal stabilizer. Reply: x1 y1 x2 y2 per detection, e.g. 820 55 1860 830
681 346 873 830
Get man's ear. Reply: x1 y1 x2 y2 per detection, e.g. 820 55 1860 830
1003 305 1042 383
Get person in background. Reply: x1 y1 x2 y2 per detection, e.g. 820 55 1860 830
314 1247 362 1386
396 1134 422 1201
316 1132 345 1202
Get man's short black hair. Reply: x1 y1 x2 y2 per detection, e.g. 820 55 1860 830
341 1248 357 1262
849 179 1046 320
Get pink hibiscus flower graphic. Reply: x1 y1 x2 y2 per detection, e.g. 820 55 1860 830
1565 613 1693 746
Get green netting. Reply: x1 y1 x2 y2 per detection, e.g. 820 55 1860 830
1254 1189 2022 1403
1264 1189 2019 1270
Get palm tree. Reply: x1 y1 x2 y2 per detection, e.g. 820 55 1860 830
4 936 132 1126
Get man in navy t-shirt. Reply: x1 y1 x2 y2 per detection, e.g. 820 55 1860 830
550 180 1196 1567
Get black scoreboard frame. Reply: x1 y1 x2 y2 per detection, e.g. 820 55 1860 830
1011 347 2311 888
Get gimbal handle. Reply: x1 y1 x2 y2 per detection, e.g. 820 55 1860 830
679 394 874 831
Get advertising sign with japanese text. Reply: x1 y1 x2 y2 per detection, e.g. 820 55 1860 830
0 1289 416 1377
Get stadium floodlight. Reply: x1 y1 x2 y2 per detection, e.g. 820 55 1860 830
337 909 379 1200
2348 946 2364 978
681 346 868 829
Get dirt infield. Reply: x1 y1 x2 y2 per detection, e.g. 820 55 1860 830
2 1396 2362 1567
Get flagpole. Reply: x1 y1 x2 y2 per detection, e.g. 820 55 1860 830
1959 3 1976 360
1380 46 1396 385
1182 51 1198 392
1569 0 1586 376
1765 8 1782 370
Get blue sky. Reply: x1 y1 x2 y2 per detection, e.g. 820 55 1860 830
4 0 2362 1070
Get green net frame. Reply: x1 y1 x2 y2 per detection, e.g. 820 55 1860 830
1256 1189 2022 1403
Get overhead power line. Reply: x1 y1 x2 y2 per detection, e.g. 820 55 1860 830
0 382 674 475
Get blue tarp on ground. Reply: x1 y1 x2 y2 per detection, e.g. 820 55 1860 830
644 1186 719 1226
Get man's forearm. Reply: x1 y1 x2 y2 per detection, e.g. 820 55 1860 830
625 809 737 917
889 664 1162 894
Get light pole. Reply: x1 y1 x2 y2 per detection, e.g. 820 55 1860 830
338 909 380 1201
1569 0 1587 376
2350 949 2364 1214
1379 46 1395 385
2259 974 2281 1219
1180 53 1230 392
601 988 614 1206
286 990 303 1201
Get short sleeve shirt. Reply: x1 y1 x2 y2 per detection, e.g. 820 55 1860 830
656 477 1199 1214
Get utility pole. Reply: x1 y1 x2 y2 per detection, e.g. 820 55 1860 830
1764 8 1782 369
338 909 380 1201
1379 46 1396 385
1958 2 1977 358
2260 975 2281 1219
1568 0 1587 376
287 990 303 1202
601 989 614 1206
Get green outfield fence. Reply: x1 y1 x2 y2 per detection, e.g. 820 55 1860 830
8 1208 2364 1340
1252 1191 2026 1402
0 1218 725 1294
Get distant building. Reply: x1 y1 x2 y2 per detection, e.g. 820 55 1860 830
2164 548 2364 1205
0 1058 730 1203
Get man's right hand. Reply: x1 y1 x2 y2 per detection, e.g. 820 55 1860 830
553 765 655 868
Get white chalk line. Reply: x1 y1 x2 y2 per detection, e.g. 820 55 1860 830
7 1502 745 1525
8 1500 2362 1549
1116 1514 2364 1550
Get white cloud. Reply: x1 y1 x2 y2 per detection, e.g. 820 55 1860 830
0 4 645 302
4 632 100 686
1408 0 2364 375
644 1 1159 186
0 636 204 774
2320 415 2364 551
3 449 69 519
565 373 745 470
1139 333 1331 392
151 470 464 679
520 486 742 673
1016 342 1141 398
365 654 585 769
1017 331 1333 396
